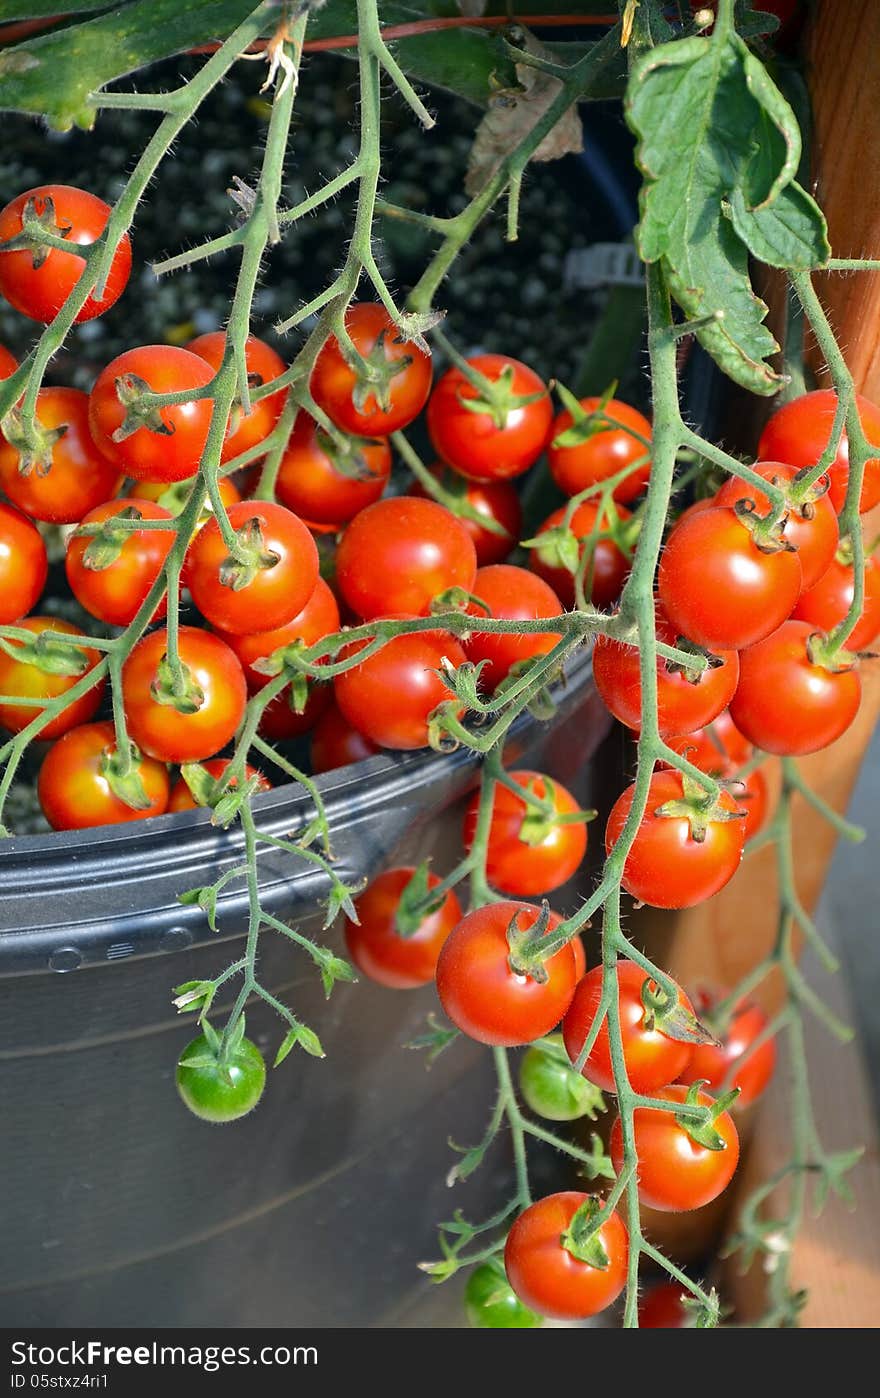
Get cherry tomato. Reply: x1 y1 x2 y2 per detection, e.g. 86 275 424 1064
504 1193 628 1320
216 576 339 691
187 331 287 463
89 345 215 483
410 465 522 566
757 389 880 513
638 1283 690 1329
658 505 802 650
464 564 564 692
528 499 631 609
715 461 839 590
464 1261 542 1329
606 770 746 909
344 866 462 989
435 900 578 1046
176 1033 266 1123
0 617 105 739
121 626 247 763
664 709 754 772
548 395 652 504
275 414 391 527
678 991 777 1109
37 720 169 830
730 618 861 755
65 498 174 626
258 682 331 743
0 502 48 622
792 549 880 651
334 623 466 750
519 1034 604 1122
186 499 319 635
0 387 121 523
593 606 739 738
563 961 697 1096
610 1084 740 1212
0 185 131 323
462 770 587 896
168 758 271 812
310 303 431 436
130 473 242 515
427 353 552 481
309 699 381 772
335 496 477 621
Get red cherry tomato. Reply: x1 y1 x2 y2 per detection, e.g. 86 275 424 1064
462 770 587 896
130 473 242 514
562 961 697 1096
217 576 339 690
664 709 754 772
186 331 287 463
310 303 431 436
528 499 631 610
658 505 802 650
792 550 880 651
610 1084 740 1212
504 1193 628 1321
334 624 466 750
121 626 247 763
167 758 271 812
548 395 652 504
730 618 861 755
344 866 462 989
309 700 381 772
606 770 746 909
678 991 777 1109
275 414 391 527
757 389 880 514
0 387 121 523
410 465 522 567
427 354 552 481
335 496 477 621
37 720 169 830
0 502 48 622
593 606 739 738
638 1283 690 1329
435 901 578 1046
186 499 319 636
0 617 105 739
65 498 174 626
715 461 839 590
258 682 331 743
0 185 131 323
89 345 215 483
464 564 564 692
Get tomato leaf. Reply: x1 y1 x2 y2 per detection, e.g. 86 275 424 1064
626 29 828 395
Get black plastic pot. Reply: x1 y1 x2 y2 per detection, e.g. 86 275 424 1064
0 651 610 1327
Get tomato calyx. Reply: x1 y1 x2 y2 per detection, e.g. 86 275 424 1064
316 426 385 482
552 380 634 452
77 505 145 570
149 653 206 714
99 739 155 811
675 1081 740 1151
178 1015 245 1086
663 635 726 686
788 464 833 511
431 585 487 616
517 776 596 849
179 761 266 828
218 516 281 592
0 628 90 678
731 495 796 554
654 771 744 845
639 978 719 1047
560 1195 611 1269
804 628 862 674
393 861 448 938
506 901 556 982
0 193 73 268
0 404 68 477
456 361 548 431
347 329 413 416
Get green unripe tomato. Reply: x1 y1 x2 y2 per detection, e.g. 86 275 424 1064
176 1032 266 1123
465 1261 543 1329
519 1034 605 1122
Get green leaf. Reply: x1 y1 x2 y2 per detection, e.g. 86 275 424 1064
727 182 830 271
274 1021 325 1067
626 29 817 394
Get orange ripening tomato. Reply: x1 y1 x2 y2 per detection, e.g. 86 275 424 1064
0 617 105 740
37 721 169 830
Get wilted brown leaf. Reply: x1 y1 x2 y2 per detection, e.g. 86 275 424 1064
465 32 584 196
